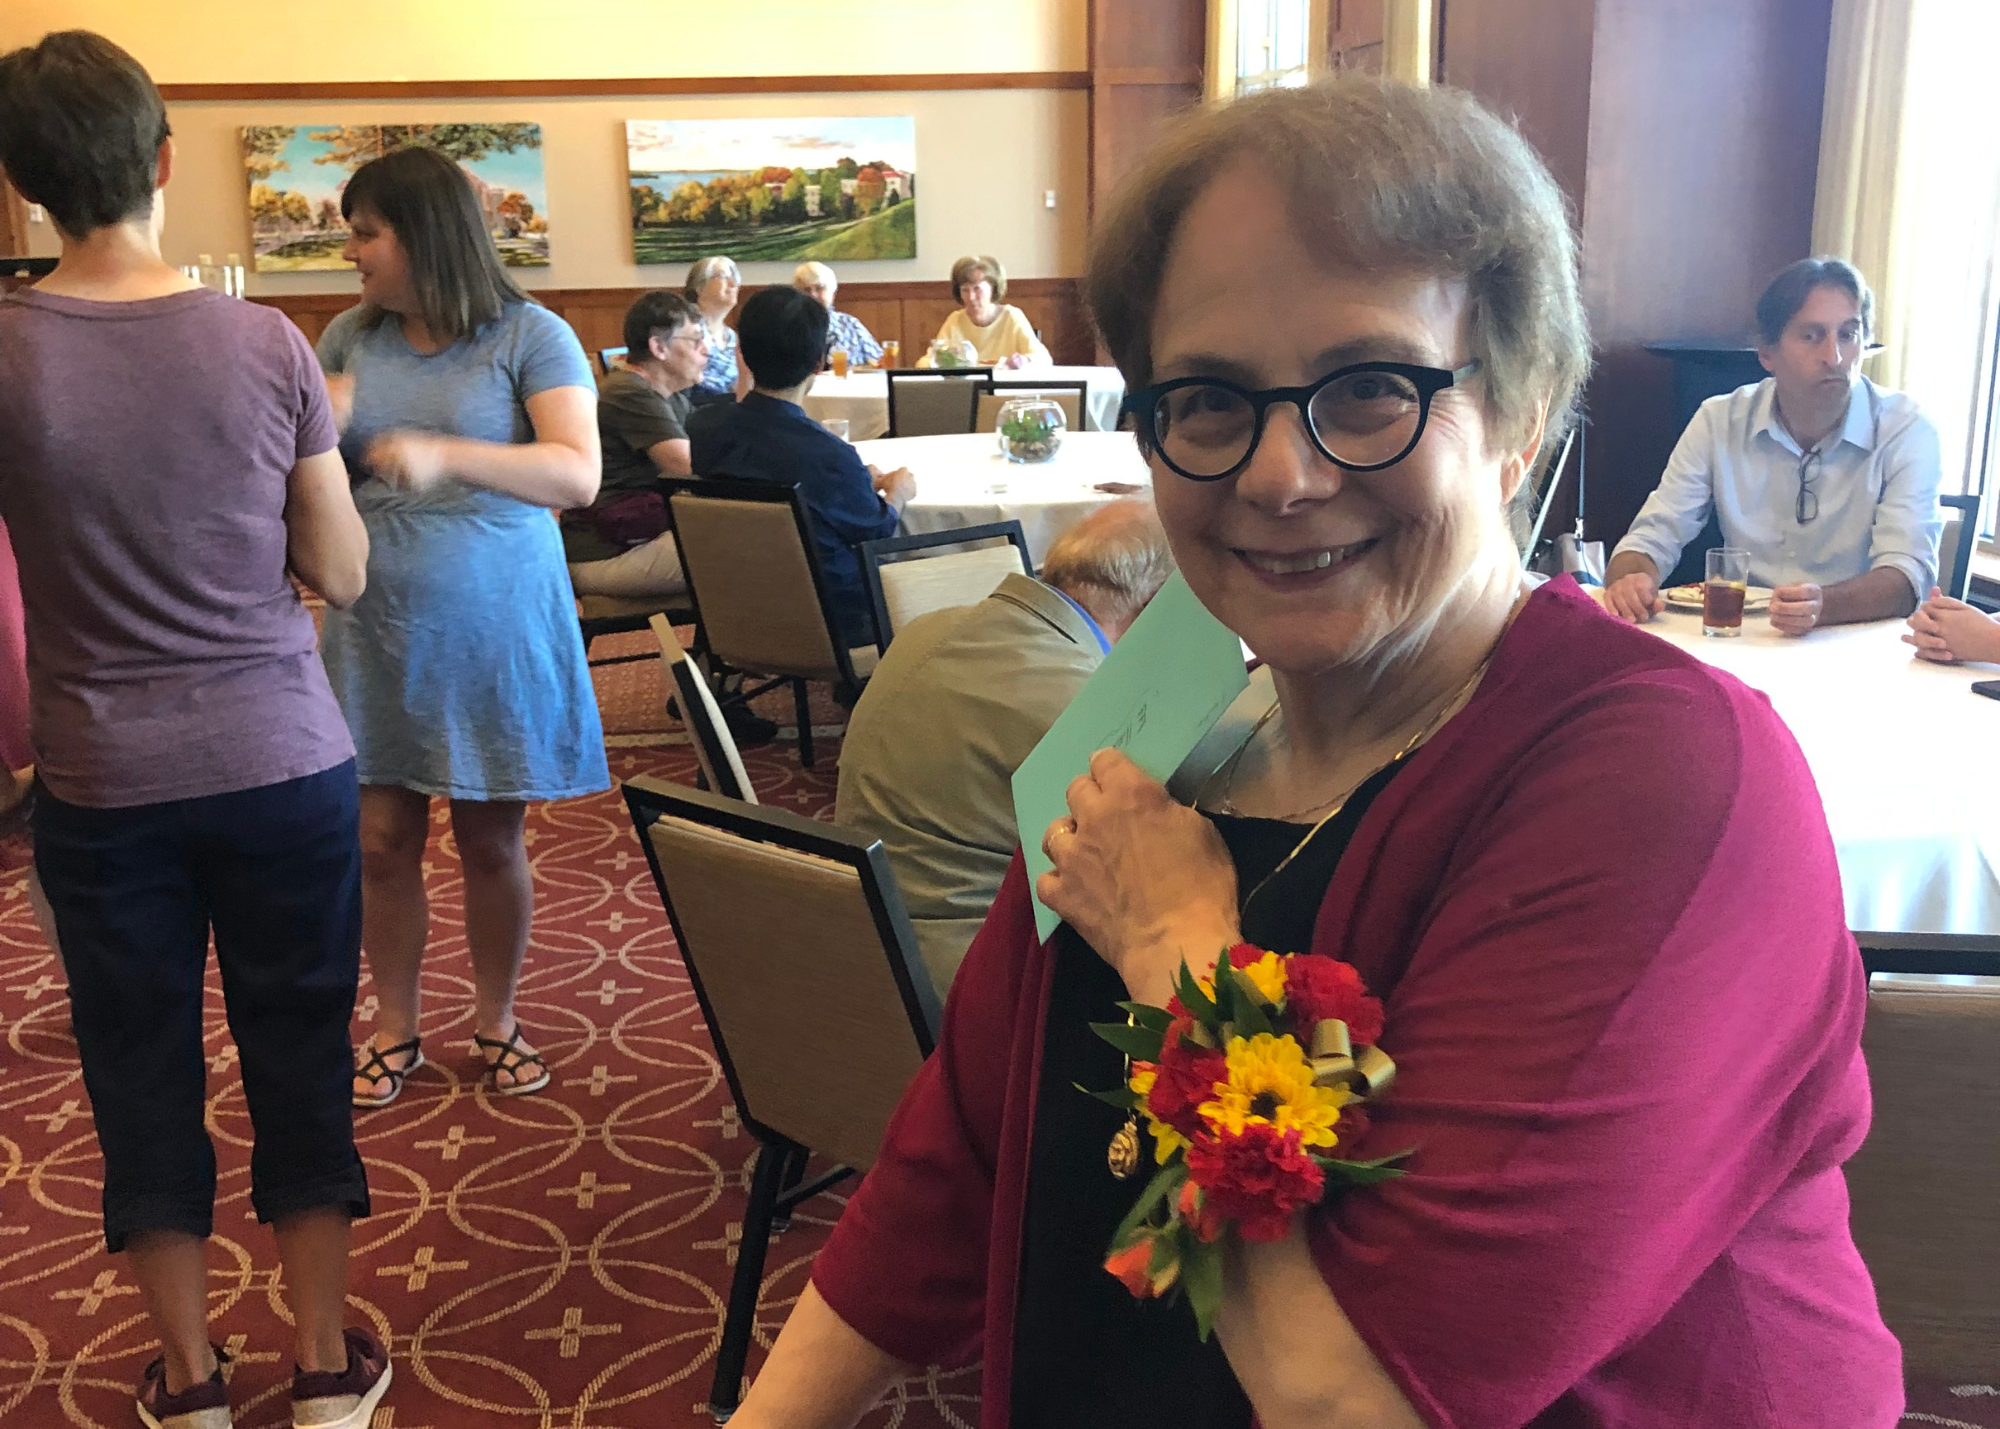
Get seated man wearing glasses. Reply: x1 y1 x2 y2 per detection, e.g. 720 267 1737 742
1603 258 1942 634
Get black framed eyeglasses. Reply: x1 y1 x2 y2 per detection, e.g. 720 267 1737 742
1795 446 1823 524
1121 360 1480 482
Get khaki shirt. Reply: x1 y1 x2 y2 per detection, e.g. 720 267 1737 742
834 573 1103 995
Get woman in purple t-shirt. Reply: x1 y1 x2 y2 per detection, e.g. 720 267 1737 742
0 32 392 1429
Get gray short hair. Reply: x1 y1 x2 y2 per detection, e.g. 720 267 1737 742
1087 76 1590 472
794 261 835 290
684 254 740 300
1038 499 1176 629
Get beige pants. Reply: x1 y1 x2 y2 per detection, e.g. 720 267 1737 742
567 531 687 599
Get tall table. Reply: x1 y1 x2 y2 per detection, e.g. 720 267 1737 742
854 430 1152 564
806 365 1128 441
1638 607 2000 959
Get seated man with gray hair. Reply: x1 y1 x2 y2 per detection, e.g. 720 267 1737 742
834 500 1173 995
793 261 884 367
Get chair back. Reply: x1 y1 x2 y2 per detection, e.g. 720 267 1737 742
1936 493 1979 601
624 777 940 1169
665 477 860 686
887 367 992 437
652 615 755 803
597 345 628 376
1845 973 2000 1379
978 380 1087 433
859 521 1033 653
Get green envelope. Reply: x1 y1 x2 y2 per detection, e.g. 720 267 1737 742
1012 571 1250 941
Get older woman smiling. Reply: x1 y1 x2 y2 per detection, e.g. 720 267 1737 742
730 79 1899 1429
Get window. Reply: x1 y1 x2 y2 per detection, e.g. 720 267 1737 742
1236 0 1313 92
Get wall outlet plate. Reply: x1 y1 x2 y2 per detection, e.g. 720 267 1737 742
1044 190 1057 209
27 203 45 223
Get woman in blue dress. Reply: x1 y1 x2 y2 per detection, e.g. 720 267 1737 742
685 254 743 407
319 145 608 1107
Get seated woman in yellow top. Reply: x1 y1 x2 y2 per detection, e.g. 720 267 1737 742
921 254 1052 369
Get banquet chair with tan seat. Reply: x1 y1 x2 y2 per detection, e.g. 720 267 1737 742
662 476 877 770
649 614 755 802
858 520 1032 654
976 379 1087 433
1844 971 2000 1382
885 367 992 437
622 775 940 1425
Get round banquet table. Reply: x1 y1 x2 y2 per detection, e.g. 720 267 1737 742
804 365 1128 441
1631 602 2000 951
854 430 1153 564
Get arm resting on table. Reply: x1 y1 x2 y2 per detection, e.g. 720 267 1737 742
1816 564 1920 626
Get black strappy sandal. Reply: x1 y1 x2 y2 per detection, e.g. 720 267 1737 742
352 1035 424 1109
472 1025 551 1097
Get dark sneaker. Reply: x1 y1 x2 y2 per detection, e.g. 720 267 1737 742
135 1346 232 1429
290 1327 391 1429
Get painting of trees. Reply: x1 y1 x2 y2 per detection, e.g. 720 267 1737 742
240 122 551 272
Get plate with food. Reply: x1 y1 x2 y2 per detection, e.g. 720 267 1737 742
1662 583 1775 615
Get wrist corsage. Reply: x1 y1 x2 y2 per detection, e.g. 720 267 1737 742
1087 943 1407 1338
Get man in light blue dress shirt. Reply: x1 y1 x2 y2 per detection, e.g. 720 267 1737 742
1605 258 1942 634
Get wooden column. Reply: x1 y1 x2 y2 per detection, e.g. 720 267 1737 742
1439 0 1834 545
1087 0 1206 219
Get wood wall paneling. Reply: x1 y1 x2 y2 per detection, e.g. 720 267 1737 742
1329 0 1389 74
251 278 1093 368
0 174 29 256
1086 0 1207 221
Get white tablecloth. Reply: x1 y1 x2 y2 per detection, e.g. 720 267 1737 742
1638 607 2000 946
854 430 1152 564
805 365 1127 441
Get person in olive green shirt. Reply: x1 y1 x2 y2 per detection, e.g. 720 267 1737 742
562 289 706 595
834 501 1173 995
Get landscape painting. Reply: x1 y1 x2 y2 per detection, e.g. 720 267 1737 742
626 116 916 265
240 123 551 272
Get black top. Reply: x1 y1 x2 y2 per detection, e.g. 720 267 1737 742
1009 760 1404 1428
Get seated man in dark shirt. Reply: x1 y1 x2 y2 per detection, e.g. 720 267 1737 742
563 289 706 598
689 286 916 648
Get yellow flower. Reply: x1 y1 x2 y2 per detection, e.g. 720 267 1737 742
1198 1032 1351 1150
1128 1062 1186 1162
1234 950 1289 1006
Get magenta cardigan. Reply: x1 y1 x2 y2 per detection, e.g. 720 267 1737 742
812 577 1902 1429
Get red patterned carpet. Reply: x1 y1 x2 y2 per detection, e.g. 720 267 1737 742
0 633 1989 1428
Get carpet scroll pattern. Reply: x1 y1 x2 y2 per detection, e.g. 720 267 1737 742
0 636 1989 1427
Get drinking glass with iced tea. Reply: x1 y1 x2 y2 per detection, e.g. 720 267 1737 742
880 339 901 368
829 347 851 378
1703 547 1750 637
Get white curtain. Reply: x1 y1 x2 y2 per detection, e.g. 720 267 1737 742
1814 0 2000 496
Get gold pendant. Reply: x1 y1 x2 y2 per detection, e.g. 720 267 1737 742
1107 1116 1141 1179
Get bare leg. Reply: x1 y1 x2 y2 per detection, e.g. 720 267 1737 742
353 786 431 1101
449 799 541 1086
272 1206 352 1373
125 1230 217 1393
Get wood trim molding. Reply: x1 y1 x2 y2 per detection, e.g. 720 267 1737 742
1093 67 1204 86
157 72 1091 102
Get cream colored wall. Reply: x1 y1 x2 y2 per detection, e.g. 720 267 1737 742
4 2 1092 281
149 90 1088 293
0 0 1088 81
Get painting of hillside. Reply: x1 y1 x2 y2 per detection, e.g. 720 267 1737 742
626 117 916 265
240 123 550 272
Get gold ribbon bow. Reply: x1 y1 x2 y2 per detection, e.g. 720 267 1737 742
1308 1018 1396 1098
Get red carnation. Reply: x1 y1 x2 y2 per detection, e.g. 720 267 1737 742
1285 955 1385 1047
1185 1123 1325 1242
1147 1019 1228 1137
1225 943 1266 971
